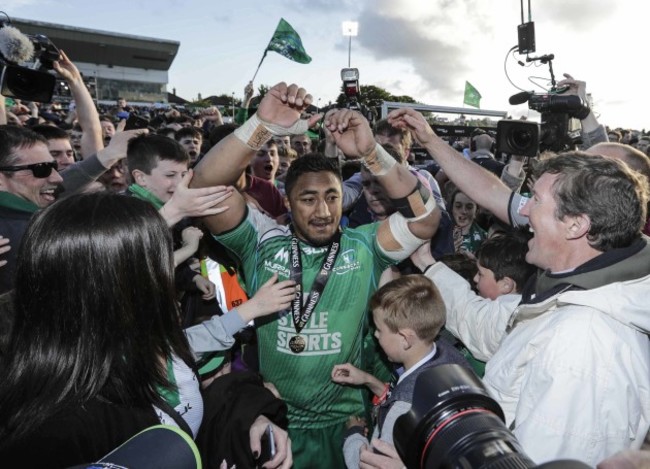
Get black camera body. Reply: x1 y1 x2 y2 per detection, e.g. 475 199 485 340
322 67 375 127
498 91 589 155
394 364 591 469
0 22 59 103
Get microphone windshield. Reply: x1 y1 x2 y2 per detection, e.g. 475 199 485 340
0 26 34 64
509 91 531 106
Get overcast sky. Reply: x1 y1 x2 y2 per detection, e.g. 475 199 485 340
4 0 649 129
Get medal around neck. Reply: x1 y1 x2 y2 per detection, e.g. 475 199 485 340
289 335 306 353
288 230 342 354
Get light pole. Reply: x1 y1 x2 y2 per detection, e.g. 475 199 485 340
341 21 358 68
231 92 235 122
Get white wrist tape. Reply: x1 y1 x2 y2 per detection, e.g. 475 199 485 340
234 113 310 150
362 143 397 176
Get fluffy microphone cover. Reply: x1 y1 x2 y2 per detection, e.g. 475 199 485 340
0 26 35 64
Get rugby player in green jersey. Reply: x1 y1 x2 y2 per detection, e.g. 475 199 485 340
192 83 440 468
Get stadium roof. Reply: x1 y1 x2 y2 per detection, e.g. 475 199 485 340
13 18 179 71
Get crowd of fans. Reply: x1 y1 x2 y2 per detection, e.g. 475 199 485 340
0 50 649 469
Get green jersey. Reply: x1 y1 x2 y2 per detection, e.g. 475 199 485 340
215 209 395 429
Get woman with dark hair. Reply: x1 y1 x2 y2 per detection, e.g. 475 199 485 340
0 193 292 468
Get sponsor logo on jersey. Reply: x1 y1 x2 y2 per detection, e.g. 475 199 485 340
334 248 361 275
264 259 290 277
302 246 329 256
275 311 343 356
274 247 289 264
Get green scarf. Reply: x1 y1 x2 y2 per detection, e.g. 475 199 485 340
0 191 40 214
128 184 164 210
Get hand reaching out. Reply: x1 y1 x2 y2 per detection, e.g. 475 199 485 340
161 170 234 226
332 362 386 396
237 273 296 322
331 363 370 386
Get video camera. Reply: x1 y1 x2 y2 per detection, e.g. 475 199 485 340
0 14 60 103
497 89 589 156
498 49 590 157
394 364 591 469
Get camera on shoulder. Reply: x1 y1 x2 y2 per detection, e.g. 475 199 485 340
0 15 60 103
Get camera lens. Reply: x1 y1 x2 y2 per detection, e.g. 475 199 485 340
394 365 590 469
508 129 534 152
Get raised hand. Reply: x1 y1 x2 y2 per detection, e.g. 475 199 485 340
323 109 375 158
53 50 82 84
97 128 148 168
387 108 437 146
257 82 317 129
556 73 588 101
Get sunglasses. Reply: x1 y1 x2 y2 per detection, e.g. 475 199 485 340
0 161 59 178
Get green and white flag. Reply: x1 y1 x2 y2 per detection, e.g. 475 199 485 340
463 81 481 108
266 18 312 64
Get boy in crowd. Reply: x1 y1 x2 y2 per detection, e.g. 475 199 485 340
175 126 204 166
438 230 534 376
276 145 297 183
126 134 229 300
331 275 469 468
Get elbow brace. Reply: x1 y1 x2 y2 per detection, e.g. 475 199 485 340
234 113 309 150
390 179 436 222
377 213 429 261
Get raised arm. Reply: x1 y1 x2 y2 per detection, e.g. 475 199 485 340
192 82 319 235
325 109 440 245
388 108 513 224
555 73 607 148
53 50 103 159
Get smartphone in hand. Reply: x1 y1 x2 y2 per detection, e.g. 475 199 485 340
257 424 276 467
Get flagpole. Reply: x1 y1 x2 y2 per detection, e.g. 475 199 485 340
251 49 268 83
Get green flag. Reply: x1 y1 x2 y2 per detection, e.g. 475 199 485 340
266 18 312 64
463 81 481 108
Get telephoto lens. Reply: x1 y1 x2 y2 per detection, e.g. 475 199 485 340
393 364 591 469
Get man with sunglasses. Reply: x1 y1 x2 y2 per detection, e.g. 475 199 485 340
0 126 62 293
0 125 146 294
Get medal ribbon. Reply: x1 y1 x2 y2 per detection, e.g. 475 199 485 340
289 229 341 335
